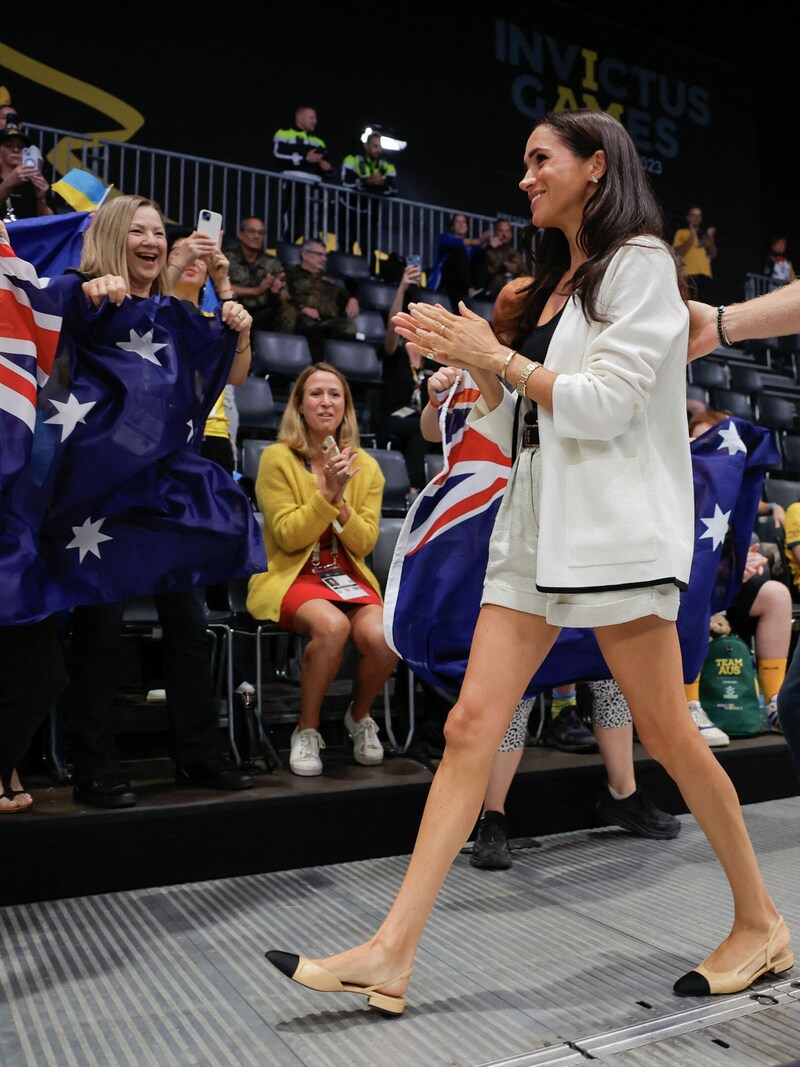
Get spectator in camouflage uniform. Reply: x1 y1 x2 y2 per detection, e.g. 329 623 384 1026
227 216 295 332
284 238 359 360
479 218 528 299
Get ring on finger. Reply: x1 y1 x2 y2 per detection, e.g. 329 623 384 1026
438 323 446 336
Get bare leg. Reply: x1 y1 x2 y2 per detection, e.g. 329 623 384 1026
292 601 350 731
594 723 636 796
309 604 560 992
595 615 789 973
347 604 399 721
751 580 792 659
482 748 525 814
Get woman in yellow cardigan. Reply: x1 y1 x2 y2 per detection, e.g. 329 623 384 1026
247 363 398 776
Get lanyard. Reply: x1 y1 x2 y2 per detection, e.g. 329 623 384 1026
312 529 339 573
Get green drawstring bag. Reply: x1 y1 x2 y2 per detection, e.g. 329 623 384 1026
699 634 766 738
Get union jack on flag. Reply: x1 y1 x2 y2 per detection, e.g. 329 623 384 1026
384 372 778 696
1 236 266 626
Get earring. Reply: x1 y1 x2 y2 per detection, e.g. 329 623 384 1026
591 175 600 184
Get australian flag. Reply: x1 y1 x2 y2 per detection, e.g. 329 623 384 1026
0 241 266 625
384 373 778 695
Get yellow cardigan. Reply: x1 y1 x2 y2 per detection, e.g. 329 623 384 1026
246 443 385 622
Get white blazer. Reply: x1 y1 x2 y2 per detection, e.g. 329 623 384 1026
468 237 694 593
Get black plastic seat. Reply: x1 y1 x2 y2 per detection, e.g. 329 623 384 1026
463 295 494 323
411 287 453 313
709 388 755 421
757 394 798 433
233 375 279 441
250 330 313 380
275 241 302 267
689 359 728 391
357 279 398 314
327 251 373 281
352 309 387 345
365 447 411 516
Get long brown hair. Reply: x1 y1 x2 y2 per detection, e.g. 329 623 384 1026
278 363 361 458
507 109 687 343
80 194 171 295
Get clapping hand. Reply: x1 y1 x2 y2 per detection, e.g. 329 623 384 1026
392 300 500 373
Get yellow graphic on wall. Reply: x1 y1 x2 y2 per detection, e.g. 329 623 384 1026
0 42 143 180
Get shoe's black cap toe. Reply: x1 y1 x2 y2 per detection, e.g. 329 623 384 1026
673 969 711 995
265 950 300 978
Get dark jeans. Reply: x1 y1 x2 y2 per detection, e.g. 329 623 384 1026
66 590 221 779
0 616 68 785
776 640 800 784
294 314 356 362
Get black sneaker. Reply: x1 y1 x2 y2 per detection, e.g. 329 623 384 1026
73 774 137 809
546 704 598 753
595 787 681 839
175 757 254 790
470 810 513 870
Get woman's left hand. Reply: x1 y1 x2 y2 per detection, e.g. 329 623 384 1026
392 300 505 374
221 300 252 337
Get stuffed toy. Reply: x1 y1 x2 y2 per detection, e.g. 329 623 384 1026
709 613 731 637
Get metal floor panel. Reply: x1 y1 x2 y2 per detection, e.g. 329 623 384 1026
1 797 798 1067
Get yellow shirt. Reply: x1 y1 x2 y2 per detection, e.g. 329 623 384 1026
203 391 229 440
783 501 800 594
672 228 713 278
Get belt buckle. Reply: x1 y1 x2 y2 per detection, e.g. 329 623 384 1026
522 424 539 449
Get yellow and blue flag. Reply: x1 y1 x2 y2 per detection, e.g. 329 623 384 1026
51 168 111 213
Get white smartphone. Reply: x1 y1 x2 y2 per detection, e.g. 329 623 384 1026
22 145 41 170
196 208 222 245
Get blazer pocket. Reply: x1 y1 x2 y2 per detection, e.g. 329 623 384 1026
565 456 658 568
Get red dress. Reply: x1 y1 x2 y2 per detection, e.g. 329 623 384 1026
279 525 382 629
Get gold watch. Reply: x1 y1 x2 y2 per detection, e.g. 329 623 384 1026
516 361 543 398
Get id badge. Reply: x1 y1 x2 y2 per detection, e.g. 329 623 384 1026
320 569 365 600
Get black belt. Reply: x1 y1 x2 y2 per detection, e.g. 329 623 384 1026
521 422 540 449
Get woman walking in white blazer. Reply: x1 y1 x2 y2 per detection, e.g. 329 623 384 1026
265 108 791 1014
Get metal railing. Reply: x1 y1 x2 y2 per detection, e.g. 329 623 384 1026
26 122 528 273
743 272 789 301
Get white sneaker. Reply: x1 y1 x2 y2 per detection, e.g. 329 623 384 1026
688 700 730 747
146 688 167 703
344 704 384 765
289 727 325 776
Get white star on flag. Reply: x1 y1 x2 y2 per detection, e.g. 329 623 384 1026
699 503 732 550
117 328 168 366
717 423 747 455
66 516 113 562
44 393 97 441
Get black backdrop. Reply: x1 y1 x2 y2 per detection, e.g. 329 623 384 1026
2 2 793 300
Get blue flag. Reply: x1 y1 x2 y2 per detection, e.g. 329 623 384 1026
5 212 91 280
1 246 266 625
384 375 778 695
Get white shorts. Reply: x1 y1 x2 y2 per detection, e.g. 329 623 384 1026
481 447 681 628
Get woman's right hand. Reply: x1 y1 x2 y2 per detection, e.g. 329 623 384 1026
399 263 421 290
82 274 128 308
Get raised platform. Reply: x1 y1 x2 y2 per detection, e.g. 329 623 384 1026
3 725 797 908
